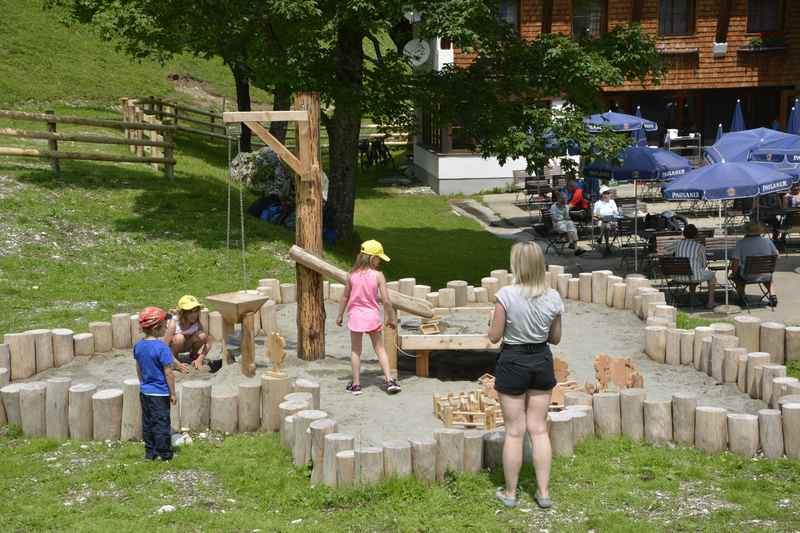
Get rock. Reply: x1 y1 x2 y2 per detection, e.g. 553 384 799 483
157 505 176 514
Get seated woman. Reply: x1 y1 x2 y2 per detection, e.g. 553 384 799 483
549 193 585 256
163 295 221 372
731 222 779 306
593 186 620 248
673 224 716 308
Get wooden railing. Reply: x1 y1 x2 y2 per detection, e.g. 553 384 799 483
127 96 410 149
0 109 176 178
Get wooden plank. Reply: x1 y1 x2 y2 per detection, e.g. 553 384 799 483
400 334 501 351
176 125 230 140
0 110 175 132
174 113 227 131
0 127 173 148
416 350 430 377
244 121 304 175
0 146 174 164
223 110 309 123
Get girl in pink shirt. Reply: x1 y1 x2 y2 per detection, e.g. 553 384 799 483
336 240 400 395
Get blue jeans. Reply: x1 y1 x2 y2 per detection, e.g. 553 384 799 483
141 393 173 460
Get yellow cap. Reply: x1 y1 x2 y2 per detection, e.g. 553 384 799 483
178 295 202 311
360 240 390 262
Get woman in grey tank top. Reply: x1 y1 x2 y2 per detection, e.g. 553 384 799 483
488 241 563 509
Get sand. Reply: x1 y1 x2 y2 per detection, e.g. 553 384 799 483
19 301 767 446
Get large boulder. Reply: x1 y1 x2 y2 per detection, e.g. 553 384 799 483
231 147 328 204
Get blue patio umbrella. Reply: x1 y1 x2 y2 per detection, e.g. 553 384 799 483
715 123 724 143
662 162 792 201
585 111 658 133
730 99 746 132
748 134 800 170
633 106 647 145
705 127 796 163
772 119 782 132
584 145 692 182
788 103 800 135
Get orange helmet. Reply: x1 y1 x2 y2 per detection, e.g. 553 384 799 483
138 306 167 328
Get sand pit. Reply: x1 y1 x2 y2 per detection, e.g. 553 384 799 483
16 300 767 446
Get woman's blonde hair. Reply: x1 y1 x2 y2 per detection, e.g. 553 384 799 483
510 241 547 298
351 252 379 272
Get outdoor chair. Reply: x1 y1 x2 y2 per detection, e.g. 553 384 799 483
779 212 800 250
538 209 570 256
512 170 528 204
657 256 699 307
729 255 778 311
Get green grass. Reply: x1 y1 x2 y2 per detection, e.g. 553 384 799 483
1 430 798 532
676 312 717 330
0 0 270 108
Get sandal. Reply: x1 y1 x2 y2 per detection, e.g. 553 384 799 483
534 492 552 509
495 488 517 508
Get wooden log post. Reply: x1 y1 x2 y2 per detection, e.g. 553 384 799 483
567 278 580 300
51 329 74 368
309 419 337 486
237 381 261 432
1 383 24 426
761 322 786 364
210 389 238 433
611 282 627 309
547 265 564 290
482 431 505 470
474 287 489 303
434 428 465 480
278 399 308 447
181 381 212 431
171 383 181 432
44 377 71 439
294 92 325 361
665 329 684 366
438 288 456 308
336 450 356 488
605 275 622 307
284 391 313 405
446 281 468 307
727 413 759 458
699 337 713 374
736 352 749 393
279 283 297 303
644 326 667 363
120 378 142 441
761 364 787 408
593 392 621 438
778 395 800 410
413 284 431 300
481 277 499 303
679 330 695 366
548 411 575 457
294 378 321 410
67 383 95 440
0 343 9 373
579 273 592 303
490 269 509 289
396 277 415 296
641 292 666 320
633 287 657 317
240 312 257 378
786 326 800 362
772 377 800 409
671 393 697 445
734 315 761 353
408 437 437 483
625 277 650 310
758 409 784 458
383 440 413 478
73 333 94 356
782 403 800 459
463 430 484 473
723 347 746 384
426 292 439 307
566 405 594 441
746 352 771 398
89 322 113 353
0 378 6 426
643 399 672 445
322 432 354 487
0 367 7 389
111 313 132 350
620 388 645 441
384 307 399 378
4 332 36 380
293 409 328 467
693 327 713 370
564 391 593 407
261 374 291 432
27 329 53 374
710 335 738 381
591 270 611 305
92 388 123 441
355 447 384 485
694 406 728 454
20 382 47 437
557 273 571 299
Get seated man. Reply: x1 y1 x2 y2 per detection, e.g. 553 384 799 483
673 224 716 308
731 222 779 306
593 186 621 247
549 193 585 256
563 179 590 223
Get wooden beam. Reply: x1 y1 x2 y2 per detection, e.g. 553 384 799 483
542 0 553 34
399 334 501 351
632 0 643 22
0 127 173 148
0 110 174 132
288 244 435 318
0 146 174 164
223 111 309 123
716 0 733 43
244 121 304 175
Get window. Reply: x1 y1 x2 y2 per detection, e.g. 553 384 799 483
498 0 519 33
748 0 783 33
659 0 695 35
572 0 607 39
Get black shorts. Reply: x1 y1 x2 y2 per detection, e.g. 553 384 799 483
494 343 557 395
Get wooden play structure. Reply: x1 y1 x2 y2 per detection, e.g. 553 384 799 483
433 390 503 430
205 291 269 377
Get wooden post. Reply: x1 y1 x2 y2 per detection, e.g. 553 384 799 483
564 391 593 407
383 440 413 478
761 322 786 364
409 437 437 483
434 428 465 480
548 412 575 456
463 430 484 472
261 374 291 432
416 350 430 377
92 388 124 441
727 413 759 458
355 447 385 485
482 431 505 469
20 382 47 437
620 388 645 441
4 332 36 380
52 328 74 368
322 432 354 487
294 92 325 361
310 419 337 486
734 315 761 353
593 392 621 438
644 326 667 363
665 329 683 366
746 352 771 398
181 381 211 431
336 450 356 488
694 406 728 454
579 273 592 303
786 326 800 362
761 364 787 407
211 389 239 433
45 377 71 439
758 409 784 458
782 403 800 459
723 347 746 384
163 126 175 179
29 329 53 374
385 307 398 378
679 330 694 366
293 410 328 466
711 335 738 382
45 110 60 176
672 393 697 445
68 383 95 440
693 327 713 370
120 378 142 441
567 405 594 442
238 381 261 431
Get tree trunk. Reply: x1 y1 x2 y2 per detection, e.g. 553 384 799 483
269 85 292 144
325 24 364 239
231 63 252 153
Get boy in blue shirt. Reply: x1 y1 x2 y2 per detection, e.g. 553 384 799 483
134 307 186 460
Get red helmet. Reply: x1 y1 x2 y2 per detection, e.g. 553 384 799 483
138 306 167 328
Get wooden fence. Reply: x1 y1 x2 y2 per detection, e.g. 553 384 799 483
126 96 409 149
0 109 176 178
